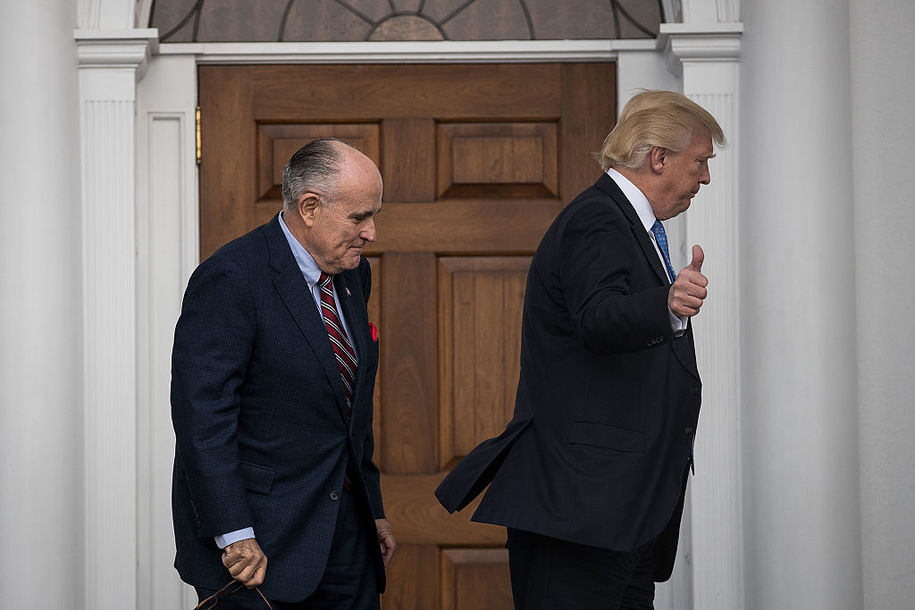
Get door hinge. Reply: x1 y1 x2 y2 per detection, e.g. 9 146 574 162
195 105 202 166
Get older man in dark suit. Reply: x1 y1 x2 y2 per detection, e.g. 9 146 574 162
171 138 396 609
435 91 725 609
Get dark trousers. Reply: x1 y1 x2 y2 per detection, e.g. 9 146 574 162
195 488 380 609
506 528 656 610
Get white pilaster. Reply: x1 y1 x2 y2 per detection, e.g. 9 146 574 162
77 28 157 610
663 22 744 610
741 0 862 607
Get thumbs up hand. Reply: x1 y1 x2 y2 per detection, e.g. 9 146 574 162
668 245 708 317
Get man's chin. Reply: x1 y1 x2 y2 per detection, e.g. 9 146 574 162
343 252 363 269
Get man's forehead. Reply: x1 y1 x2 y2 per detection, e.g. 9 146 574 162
692 133 715 157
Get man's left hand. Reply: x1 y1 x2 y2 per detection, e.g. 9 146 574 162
669 244 708 317
375 518 397 567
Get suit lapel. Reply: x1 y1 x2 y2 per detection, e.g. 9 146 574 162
595 174 670 286
264 216 351 419
594 175 700 379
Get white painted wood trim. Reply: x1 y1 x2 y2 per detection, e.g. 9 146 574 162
156 39 657 63
666 29 744 610
78 31 154 610
135 53 201 610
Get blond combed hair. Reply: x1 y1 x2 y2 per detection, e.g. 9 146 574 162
596 90 726 171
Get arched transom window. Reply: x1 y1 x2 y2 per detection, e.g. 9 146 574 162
149 0 664 42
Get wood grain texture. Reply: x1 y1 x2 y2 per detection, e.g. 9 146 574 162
381 544 438 610
560 62 617 202
364 199 562 254
381 473 506 545
380 252 438 475
382 118 436 203
441 548 513 610
199 65 256 259
438 257 530 467
253 64 561 120
437 122 558 198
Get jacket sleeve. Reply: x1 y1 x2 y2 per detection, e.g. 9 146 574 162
557 200 673 354
171 254 257 537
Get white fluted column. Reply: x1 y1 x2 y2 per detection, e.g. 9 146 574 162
663 22 744 610
741 1 862 608
0 2 83 607
76 28 156 609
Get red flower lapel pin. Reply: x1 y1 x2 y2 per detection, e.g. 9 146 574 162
369 322 379 342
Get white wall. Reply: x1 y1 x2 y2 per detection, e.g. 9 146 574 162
0 1 84 607
741 0 863 607
849 1 915 608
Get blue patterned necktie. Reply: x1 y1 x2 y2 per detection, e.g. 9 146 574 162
650 220 677 284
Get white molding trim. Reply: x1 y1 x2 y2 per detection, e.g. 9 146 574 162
76 29 158 80
663 22 744 610
156 39 657 64
135 52 201 609
78 30 155 610
660 23 742 76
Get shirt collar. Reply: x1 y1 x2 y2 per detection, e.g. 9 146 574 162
278 211 322 286
606 167 658 233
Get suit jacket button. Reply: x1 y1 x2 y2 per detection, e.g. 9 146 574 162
685 427 694 436
329 491 340 501
689 386 699 395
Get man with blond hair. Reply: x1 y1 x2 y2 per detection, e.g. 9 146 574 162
436 91 725 609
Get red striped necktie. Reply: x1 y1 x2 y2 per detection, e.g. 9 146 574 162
318 273 358 417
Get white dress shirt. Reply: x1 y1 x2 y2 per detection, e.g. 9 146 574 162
606 168 687 332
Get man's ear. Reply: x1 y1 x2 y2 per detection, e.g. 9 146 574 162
649 147 667 175
297 193 320 228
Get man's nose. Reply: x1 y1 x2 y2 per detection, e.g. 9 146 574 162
700 166 711 185
362 218 376 242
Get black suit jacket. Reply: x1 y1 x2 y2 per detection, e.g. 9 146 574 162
435 174 702 581
171 214 384 601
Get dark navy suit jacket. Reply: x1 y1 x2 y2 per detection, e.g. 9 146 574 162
435 174 702 581
171 214 384 601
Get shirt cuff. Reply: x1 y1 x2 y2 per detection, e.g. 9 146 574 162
214 527 255 549
668 308 687 332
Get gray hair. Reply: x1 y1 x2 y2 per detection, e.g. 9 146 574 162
281 137 343 211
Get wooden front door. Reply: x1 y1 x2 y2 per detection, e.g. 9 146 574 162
198 63 616 608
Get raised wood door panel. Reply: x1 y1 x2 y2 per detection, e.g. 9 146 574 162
198 63 616 608
438 257 529 468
